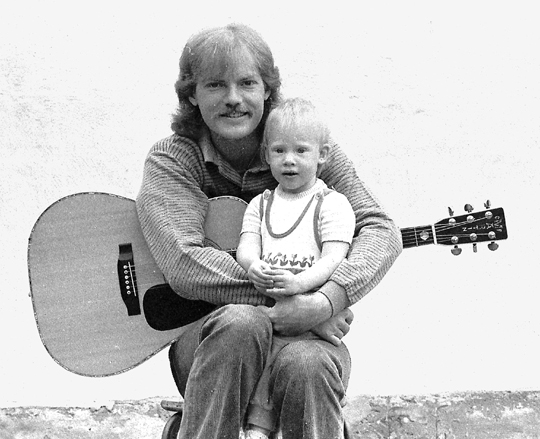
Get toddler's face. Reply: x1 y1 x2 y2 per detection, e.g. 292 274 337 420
265 125 329 194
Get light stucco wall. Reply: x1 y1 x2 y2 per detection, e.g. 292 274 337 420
1 2 538 407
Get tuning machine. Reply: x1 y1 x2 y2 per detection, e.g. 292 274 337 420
447 208 459 255
488 230 499 251
463 203 479 253
484 200 500 251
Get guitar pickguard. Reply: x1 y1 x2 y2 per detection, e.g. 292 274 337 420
142 284 216 331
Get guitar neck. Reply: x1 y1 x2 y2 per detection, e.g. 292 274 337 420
401 225 435 249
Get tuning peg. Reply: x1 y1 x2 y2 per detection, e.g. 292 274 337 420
484 200 491 209
448 207 454 217
451 245 462 256
488 242 499 251
464 204 474 213
473 243 477 253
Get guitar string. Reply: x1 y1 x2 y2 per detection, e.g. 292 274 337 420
118 218 497 281
124 218 498 269
123 249 237 272
401 216 501 246
118 214 502 279
401 231 496 245
126 262 138 297
402 231 497 245
120 219 497 273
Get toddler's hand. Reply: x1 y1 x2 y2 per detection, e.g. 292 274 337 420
248 260 274 291
264 268 303 298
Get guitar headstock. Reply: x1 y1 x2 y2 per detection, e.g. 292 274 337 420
434 201 508 255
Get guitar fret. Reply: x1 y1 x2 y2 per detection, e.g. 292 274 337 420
401 225 434 249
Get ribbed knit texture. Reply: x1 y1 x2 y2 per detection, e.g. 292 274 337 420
136 132 402 307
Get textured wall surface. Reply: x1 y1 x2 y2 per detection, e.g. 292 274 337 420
1 2 539 409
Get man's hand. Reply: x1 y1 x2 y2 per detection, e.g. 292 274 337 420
258 291 333 336
311 308 354 346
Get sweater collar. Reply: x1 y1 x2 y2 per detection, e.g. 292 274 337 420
199 128 270 176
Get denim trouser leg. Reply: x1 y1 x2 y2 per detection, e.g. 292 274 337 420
270 339 351 439
169 304 272 439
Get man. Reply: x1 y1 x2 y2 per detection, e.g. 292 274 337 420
136 23 402 439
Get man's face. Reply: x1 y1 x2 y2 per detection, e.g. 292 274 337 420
189 47 270 141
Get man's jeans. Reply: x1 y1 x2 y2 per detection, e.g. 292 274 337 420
169 304 351 439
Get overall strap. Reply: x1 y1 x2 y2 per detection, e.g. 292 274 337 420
312 188 334 251
259 189 270 221
264 190 317 239
260 188 334 252
313 192 325 251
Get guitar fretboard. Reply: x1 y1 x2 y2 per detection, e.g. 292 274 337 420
400 225 435 249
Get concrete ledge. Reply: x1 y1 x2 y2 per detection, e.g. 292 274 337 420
344 391 540 438
0 398 169 439
1 391 539 438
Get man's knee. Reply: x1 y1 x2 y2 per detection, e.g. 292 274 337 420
202 304 272 349
273 342 328 379
270 341 349 397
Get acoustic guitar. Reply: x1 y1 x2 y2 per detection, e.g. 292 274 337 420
27 193 507 376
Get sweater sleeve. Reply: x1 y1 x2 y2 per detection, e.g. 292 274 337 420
319 144 403 308
135 136 269 306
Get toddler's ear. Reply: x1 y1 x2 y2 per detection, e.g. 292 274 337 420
318 143 331 164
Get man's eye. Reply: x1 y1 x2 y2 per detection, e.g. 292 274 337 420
205 82 222 88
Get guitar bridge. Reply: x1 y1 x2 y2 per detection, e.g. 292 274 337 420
117 243 141 316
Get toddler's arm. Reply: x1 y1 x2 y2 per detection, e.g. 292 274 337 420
237 232 274 292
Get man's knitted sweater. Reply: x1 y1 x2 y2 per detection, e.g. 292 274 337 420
136 131 402 311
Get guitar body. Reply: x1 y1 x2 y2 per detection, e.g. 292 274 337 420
28 193 247 376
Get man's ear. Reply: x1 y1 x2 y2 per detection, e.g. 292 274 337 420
188 95 198 106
